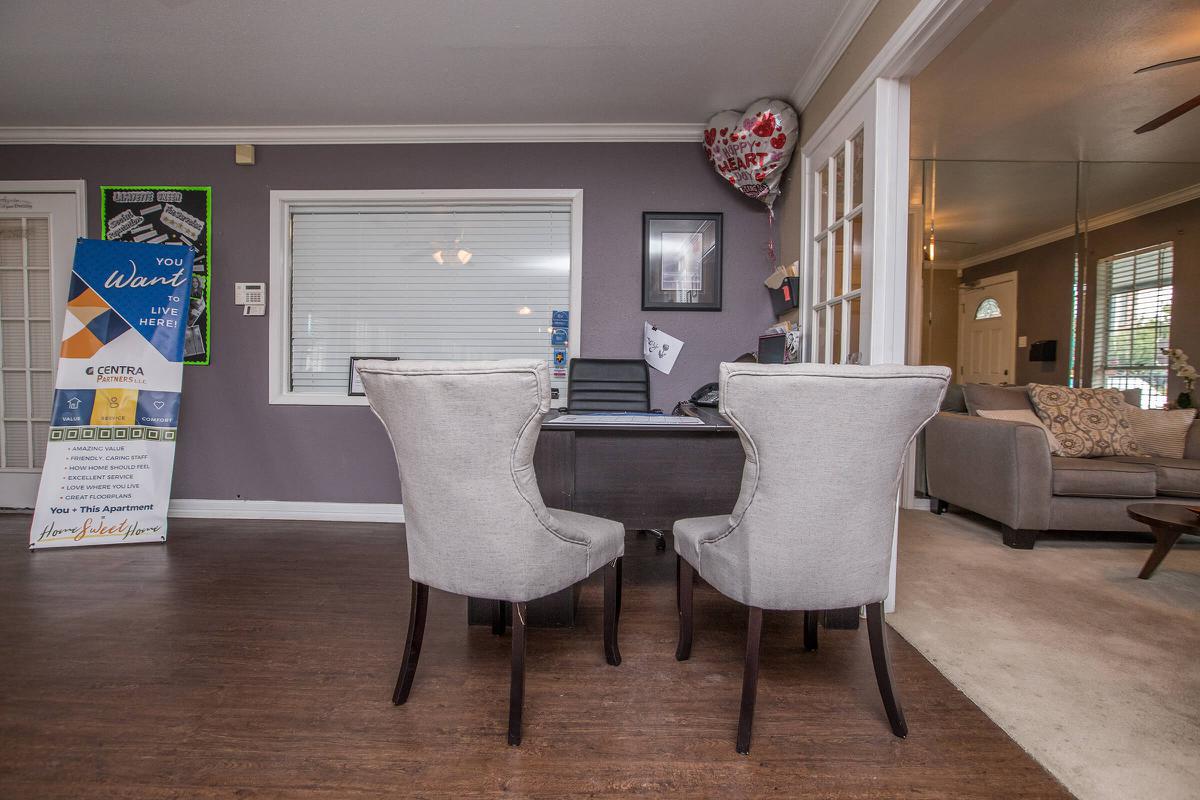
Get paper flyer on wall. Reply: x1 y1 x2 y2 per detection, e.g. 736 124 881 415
29 238 192 550
644 322 684 374
101 186 211 365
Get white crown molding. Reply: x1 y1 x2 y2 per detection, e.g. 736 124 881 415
0 123 705 146
802 0 991 154
791 0 880 112
168 499 404 523
957 181 1200 269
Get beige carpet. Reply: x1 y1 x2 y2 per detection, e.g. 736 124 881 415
890 510 1200 800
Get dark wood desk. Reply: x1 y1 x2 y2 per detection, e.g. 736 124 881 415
466 406 859 629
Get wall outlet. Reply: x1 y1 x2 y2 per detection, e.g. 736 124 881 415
1018 335 1028 348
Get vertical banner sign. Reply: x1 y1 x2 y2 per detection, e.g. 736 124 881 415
101 186 211 365
30 239 192 550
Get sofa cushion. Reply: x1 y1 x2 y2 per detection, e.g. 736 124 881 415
963 383 1032 416
1051 456 1157 498
1121 404 1197 458
1029 385 1141 458
941 383 967 413
1105 456 1200 498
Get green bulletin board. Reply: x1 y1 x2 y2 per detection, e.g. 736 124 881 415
100 186 212 365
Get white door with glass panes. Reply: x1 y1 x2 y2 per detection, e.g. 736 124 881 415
0 184 83 507
957 275 1017 385
803 79 909 368
809 127 865 364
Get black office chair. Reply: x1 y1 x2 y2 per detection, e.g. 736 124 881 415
566 358 651 413
566 359 667 551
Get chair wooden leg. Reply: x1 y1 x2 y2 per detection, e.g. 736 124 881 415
736 607 764 755
491 599 506 635
615 556 623 618
866 602 908 738
392 581 429 705
508 601 527 746
803 610 819 652
675 556 695 661
604 558 622 666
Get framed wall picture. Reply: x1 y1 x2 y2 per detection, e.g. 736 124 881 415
642 212 722 311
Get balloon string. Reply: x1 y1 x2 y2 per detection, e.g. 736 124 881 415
767 206 776 264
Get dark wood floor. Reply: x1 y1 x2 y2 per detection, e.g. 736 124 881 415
0 514 1072 799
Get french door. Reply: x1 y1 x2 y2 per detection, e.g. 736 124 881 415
802 79 910 368
800 80 913 610
0 182 84 507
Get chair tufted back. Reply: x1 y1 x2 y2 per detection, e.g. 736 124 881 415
358 359 589 601
712 362 950 609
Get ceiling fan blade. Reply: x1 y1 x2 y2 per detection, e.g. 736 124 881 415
1134 93 1200 134
1134 54 1200 74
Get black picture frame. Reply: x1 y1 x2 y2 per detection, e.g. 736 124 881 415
348 356 400 396
642 212 723 311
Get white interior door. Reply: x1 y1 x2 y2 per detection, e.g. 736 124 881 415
958 274 1017 385
0 183 84 508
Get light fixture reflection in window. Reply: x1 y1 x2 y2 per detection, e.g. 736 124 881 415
457 249 473 264
517 306 532 316
431 250 444 265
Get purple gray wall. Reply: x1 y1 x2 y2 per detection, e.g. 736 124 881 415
0 143 776 502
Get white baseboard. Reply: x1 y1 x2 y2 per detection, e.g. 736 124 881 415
167 499 405 523
903 497 933 512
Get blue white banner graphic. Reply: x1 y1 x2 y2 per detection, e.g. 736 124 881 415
30 238 191 549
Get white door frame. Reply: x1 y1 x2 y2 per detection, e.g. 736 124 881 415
0 180 87 508
796 0 989 610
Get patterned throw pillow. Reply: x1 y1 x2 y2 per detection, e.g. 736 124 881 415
1121 404 1197 459
1027 385 1141 458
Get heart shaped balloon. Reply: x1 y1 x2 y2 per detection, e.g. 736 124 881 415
703 98 798 208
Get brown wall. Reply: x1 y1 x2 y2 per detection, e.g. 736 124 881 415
961 196 1200 394
921 267 960 375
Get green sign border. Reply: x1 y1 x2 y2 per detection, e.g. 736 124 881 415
100 185 212 366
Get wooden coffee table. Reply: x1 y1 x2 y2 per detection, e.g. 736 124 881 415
1127 503 1200 579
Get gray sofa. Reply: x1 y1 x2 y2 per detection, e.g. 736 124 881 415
925 385 1200 548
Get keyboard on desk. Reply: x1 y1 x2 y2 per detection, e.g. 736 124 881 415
543 414 705 426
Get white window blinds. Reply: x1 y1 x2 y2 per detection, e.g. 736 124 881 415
1092 242 1173 408
288 203 572 395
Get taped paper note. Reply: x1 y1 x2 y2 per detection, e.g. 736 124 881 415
644 322 683 374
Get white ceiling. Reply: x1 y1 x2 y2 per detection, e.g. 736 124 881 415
911 0 1200 162
911 0 1200 266
0 0 848 128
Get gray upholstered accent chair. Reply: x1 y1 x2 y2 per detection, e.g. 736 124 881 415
357 359 626 746
673 362 950 754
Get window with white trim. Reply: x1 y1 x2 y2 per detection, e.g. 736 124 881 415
270 190 581 405
1092 242 1173 409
